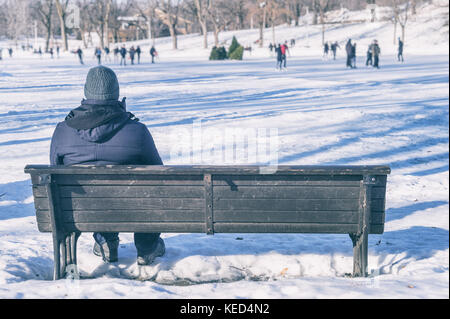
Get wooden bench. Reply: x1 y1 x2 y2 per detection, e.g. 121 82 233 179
24 165 390 280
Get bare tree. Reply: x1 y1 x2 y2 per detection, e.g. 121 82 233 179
54 0 70 51
33 0 54 52
90 0 113 48
314 0 334 45
208 0 233 46
391 0 410 44
156 0 182 49
194 0 211 49
134 0 159 46
287 0 306 26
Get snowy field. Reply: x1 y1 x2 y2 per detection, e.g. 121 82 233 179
0 3 448 299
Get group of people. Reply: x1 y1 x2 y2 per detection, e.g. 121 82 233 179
323 41 340 60
274 41 291 71
73 45 158 66
365 39 382 68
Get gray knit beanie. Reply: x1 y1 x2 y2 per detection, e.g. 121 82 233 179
84 66 120 100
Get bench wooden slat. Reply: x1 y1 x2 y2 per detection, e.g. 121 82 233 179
214 210 359 223
213 186 360 199
213 198 361 211
213 222 359 233
34 197 205 211
51 174 205 186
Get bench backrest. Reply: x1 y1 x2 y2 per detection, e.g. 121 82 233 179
25 165 390 235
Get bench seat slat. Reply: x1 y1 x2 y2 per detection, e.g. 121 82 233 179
213 222 359 234
213 186 360 199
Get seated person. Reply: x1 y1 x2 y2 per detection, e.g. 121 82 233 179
50 66 165 266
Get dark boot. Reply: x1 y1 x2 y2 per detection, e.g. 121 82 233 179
93 233 119 263
136 238 165 266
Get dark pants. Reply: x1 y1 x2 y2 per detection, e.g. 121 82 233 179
277 58 282 70
282 55 287 68
398 52 404 62
374 55 379 68
151 55 155 63
366 53 372 66
94 232 160 256
346 55 353 68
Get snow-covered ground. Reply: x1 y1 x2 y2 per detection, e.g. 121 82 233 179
0 3 448 298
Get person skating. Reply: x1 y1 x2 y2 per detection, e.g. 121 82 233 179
104 47 111 62
331 41 339 60
323 42 329 59
49 47 54 59
281 41 290 70
136 46 141 64
95 47 102 65
76 47 84 65
275 44 283 71
50 66 165 266
8 48 13 58
345 39 353 68
120 45 127 66
150 46 157 64
366 43 373 66
113 47 119 63
397 37 404 62
372 40 381 69
129 46 136 65
56 46 60 58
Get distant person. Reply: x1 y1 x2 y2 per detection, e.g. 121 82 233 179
76 47 84 65
366 43 373 66
8 48 13 58
352 43 357 68
269 43 274 52
345 39 353 68
290 39 296 47
56 46 60 58
275 44 283 70
281 41 289 70
120 45 127 66
49 47 54 59
104 47 111 62
331 41 339 60
397 37 404 62
136 46 141 64
38 47 43 58
323 42 329 58
50 66 165 266
372 40 381 69
129 46 136 65
150 46 157 64
113 47 119 63
95 47 102 65
0 48 2 60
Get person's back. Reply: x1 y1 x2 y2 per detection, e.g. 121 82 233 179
50 66 165 266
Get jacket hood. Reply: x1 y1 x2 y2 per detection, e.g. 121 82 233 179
65 98 139 143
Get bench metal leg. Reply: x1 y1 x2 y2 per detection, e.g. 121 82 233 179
53 232 80 280
349 230 368 277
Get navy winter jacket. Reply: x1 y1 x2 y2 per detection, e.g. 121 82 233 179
50 99 163 166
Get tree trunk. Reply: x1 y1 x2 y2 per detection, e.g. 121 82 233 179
54 0 68 51
169 24 177 49
401 25 405 44
214 28 219 47
393 20 397 45
259 22 264 48
201 22 208 49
